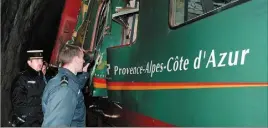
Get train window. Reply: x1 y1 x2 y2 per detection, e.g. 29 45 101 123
170 0 249 27
112 0 139 45
121 1 139 45
122 14 139 44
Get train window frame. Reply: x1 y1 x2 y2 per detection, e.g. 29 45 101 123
169 0 251 29
119 1 140 45
121 13 139 45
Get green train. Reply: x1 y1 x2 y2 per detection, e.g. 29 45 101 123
50 0 267 126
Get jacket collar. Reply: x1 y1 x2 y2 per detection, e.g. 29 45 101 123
26 65 42 76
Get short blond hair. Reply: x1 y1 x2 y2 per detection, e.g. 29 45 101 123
58 44 82 65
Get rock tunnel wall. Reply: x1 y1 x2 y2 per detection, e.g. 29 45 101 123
1 0 65 126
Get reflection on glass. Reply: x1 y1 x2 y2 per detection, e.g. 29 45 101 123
173 0 240 26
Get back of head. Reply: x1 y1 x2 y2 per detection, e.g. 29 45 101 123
58 44 82 66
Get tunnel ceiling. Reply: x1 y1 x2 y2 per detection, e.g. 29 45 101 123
1 0 65 126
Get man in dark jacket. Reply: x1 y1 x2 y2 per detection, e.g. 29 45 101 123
10 50 47 127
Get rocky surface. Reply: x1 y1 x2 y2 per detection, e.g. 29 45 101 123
1 0 65 126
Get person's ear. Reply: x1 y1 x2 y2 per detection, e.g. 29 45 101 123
27 60 31 66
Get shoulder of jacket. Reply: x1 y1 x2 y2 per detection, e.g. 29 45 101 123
13 71 27 82
60 75 69 87
11 71 28 90
17 70 31 78
47 74 79 96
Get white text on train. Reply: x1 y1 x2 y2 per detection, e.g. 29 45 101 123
111 49 250 78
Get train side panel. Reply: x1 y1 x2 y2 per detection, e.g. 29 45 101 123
106 0 267 126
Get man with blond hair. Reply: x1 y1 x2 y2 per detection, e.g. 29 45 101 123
42 44 90 127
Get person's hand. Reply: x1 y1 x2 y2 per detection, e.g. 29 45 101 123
83 63 90 72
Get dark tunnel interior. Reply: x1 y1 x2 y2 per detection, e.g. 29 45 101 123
1 0 66 126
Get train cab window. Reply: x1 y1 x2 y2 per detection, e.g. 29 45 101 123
122 9 139 45
170 0 249 27
112 0 139 45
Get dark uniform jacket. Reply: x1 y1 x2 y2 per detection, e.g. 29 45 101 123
10 66 46 127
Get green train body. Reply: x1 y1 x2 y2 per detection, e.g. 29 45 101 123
52 0 267 126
